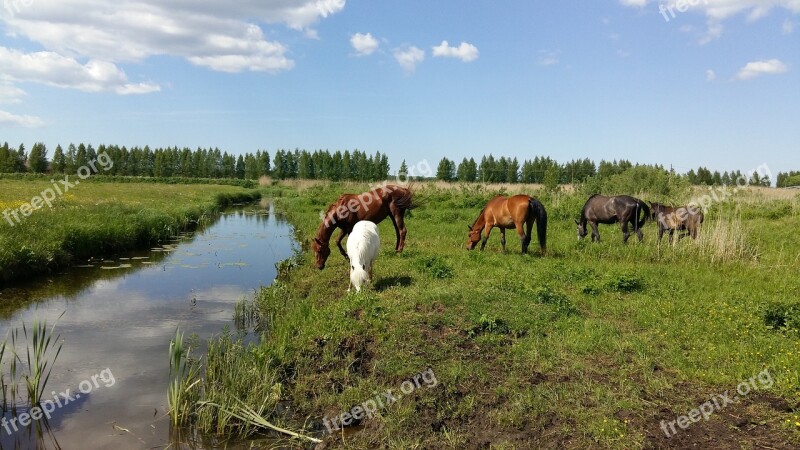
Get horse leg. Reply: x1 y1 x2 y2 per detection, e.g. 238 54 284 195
591 222 600 242
520 220 531 254
499 228 507 253
480 225 493 251
668 229 675 244
621 221 630 243
388 212 401 252
636 223 644 242
336 229 349 259
657 226 664 243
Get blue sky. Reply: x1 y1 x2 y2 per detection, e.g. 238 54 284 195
1 0 798 176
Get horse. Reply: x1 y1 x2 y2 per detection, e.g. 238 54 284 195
576 194 649 243
347 221 380 292
466 195 547 254
649 202 704 243
312 185 414 270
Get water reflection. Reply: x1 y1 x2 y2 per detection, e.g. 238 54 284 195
0 204 296 449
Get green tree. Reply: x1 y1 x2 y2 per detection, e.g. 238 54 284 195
27 142 49 173
436 157 455 181
398 160 408 181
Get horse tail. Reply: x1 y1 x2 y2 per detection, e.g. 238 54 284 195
392 185 416 211
529 198 548 252
636 200 649 230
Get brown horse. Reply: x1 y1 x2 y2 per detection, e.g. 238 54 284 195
649 202 704 243
466 195 547 254
576 194 649 243
312 185 414 270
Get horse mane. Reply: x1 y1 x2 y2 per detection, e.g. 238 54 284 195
471 204 489 229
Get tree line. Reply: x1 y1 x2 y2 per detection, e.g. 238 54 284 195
433 156 782 187
0 142 390 181
1 141 794 187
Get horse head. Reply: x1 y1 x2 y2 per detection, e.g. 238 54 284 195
312 237 331 270
575 219 587 239
466 224 482 250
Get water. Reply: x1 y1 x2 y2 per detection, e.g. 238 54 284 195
0 203 297 449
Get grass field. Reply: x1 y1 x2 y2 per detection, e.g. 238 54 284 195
0 178 260 284
177 181 800 449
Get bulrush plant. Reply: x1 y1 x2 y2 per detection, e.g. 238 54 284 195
0 316 63 415
167 329 201 428
22 316 64 406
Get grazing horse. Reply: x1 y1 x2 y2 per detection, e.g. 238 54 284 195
576 194 649 243
347 221 380 292
649 202 704 243
466 195 547 254
312 185 414 270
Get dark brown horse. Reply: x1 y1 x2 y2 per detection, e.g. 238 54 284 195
312 185 414 270
466 195 547 254
649 202 704 243
576 194 649 243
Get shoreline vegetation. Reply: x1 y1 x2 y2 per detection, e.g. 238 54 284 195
173 180 800 448
0 177 261 285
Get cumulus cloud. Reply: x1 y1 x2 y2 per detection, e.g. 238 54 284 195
431 40 479 62
0 85 27 104
393 46 425 73
0 110 45 128
537 50 560 66
0 0 344 74
0 47 161 94
623 0 800 42
734 59 789 80
350 32 380 56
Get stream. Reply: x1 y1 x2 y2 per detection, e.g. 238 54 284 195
0 202 297 449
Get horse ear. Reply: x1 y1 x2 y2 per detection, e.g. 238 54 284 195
467 224 472 231
574 219 579 225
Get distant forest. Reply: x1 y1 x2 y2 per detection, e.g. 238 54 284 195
0 141 797 187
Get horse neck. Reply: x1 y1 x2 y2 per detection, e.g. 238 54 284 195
471 212 486 231
315 216 336 243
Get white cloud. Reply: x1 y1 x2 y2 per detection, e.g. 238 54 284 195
0 47 160 94
624 0 800 42
0 84 27 104
393 46 425 73
538 50 560 66
734 59 789 80
431 40 479 62
706 69 716 81
0 0 344 73
350 32 379 56
0 110 45 128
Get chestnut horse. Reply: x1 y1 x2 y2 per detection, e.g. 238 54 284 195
312 185 414 270
466 195 547 254
576 194 649 243
649 202 704 243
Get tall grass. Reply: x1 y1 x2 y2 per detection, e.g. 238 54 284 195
692 217 759 263
0 316 63 415
168 329 201 428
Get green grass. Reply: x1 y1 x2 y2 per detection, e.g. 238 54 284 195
0 179 261 284
179 182 800 448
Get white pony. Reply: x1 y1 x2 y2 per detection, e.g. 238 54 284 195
346 221 380 292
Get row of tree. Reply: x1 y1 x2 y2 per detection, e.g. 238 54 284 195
0 142 391 181
1 141 794 187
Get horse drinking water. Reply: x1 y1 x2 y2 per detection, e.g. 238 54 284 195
576 195 649 243
466 195 547 254
313 185 414 270
347 221 380 292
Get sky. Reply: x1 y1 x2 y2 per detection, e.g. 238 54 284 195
0 0 798 176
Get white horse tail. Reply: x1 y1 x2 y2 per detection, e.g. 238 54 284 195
346 221 380 292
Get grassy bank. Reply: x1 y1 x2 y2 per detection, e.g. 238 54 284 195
181 182 800 448
0 179 260 284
